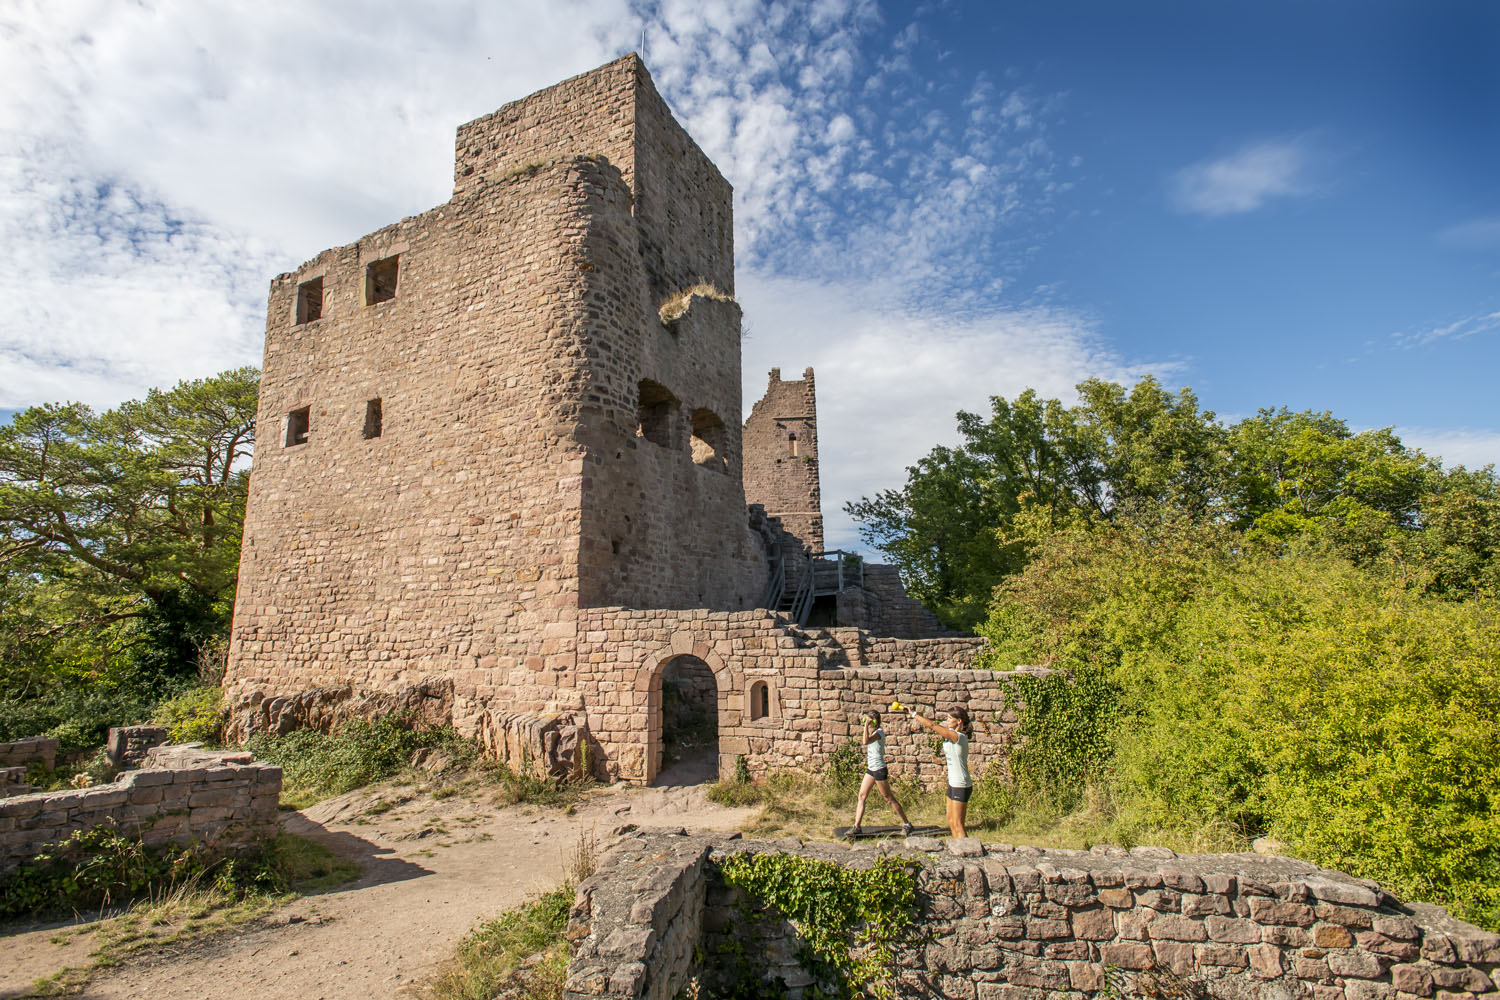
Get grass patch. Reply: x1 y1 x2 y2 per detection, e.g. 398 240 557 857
8 833 356 996
419 830 597 1000
658 283 735 324
707 769 1248 854
247 715 591 811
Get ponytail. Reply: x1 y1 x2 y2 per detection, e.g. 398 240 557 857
950 706 972 737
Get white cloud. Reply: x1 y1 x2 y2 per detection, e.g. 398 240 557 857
1389 311 1500 350
738 271 1175 551
1170 139 1312 217
1436 216 1500 250
1398 428 1500 472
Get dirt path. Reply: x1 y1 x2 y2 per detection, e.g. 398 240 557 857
0 759 754 1000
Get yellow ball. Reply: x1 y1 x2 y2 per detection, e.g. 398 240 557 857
889 700 904 712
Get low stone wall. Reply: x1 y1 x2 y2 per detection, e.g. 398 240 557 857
565 832 1500 1000
0 736 58 771
0 746 281 874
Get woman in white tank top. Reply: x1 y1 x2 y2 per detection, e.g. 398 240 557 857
910 705 973 838
850 710 913 836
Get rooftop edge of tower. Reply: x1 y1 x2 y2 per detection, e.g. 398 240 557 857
451 53 730 200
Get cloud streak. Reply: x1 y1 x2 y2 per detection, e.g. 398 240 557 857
1170 139 1312 217
1389 311 1500 350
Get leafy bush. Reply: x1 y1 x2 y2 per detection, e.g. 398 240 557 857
824 737 865 793
718 852 917 1000
978 515 1500 930
152 684 225 745
0 685 153 749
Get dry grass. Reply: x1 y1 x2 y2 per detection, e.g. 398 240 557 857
658 283 735 324
19 835 357 998
710 771 1250 855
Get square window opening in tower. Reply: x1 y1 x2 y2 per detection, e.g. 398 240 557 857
285 406 310 447
365 255 400 304
295 276 324 324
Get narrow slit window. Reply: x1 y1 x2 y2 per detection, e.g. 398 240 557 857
750 681 770 721
365 255 400 304
788 432 798 457
363 398 383 439
285 406 310 447
295 277 324 324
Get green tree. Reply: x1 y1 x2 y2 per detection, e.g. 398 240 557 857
0 367 258 727
846 376 1225 627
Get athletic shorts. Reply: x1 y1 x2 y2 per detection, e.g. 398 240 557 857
946 784 973 803
866 767 890 782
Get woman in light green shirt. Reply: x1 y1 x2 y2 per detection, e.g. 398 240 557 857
910 705 973 838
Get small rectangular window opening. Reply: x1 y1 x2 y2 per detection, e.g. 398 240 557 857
365 255 400 304
285 406 310 447
363 398 383 439
295 277 323 324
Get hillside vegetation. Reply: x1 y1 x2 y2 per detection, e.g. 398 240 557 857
850 377 1500 930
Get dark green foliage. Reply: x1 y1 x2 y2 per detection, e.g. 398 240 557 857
847 376 1500 628
0 368 258 748
1002 668 1121 806
718 852 917 1000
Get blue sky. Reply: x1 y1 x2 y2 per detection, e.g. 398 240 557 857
2 0 1497 548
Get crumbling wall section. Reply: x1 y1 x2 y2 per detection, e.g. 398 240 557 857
564 832 1500 1000
0 747 280 874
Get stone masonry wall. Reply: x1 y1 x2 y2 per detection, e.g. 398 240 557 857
0 747 280 874
228 57 769 731
743 367 823 558
0 737 58 772
575 606 1020 786
565 831 1500 1000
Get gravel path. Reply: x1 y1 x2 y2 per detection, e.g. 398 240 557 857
0 758 751 1000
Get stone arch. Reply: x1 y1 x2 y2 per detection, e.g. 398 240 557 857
635 637 737 785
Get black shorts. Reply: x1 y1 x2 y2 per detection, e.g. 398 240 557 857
866 767 890 782
946 785 973 803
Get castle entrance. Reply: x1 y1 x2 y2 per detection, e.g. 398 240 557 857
653 654 719 786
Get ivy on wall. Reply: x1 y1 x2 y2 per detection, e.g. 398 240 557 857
718 852 918 1000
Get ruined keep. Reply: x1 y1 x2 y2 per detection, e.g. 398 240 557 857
226 55 994 785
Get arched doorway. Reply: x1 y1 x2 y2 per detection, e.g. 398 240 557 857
654 654 718 785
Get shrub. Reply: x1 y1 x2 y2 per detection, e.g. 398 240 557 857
978 517 1500 930
152 685 225 745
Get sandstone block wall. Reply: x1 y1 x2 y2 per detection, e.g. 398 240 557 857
565 831 1500 1000
0 748 280 874
0 737 58 772
574 606 1018 786
228 56 771 731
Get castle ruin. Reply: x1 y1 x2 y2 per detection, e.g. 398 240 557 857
225 55 1028 784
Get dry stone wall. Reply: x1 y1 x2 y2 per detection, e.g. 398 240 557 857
564 831 1500 1000
105 726 170 768
0 747 280 874
0 737 57 772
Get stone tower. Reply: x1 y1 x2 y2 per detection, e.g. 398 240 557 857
226 57 976 787
228 55 768 734
743 367 824 554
